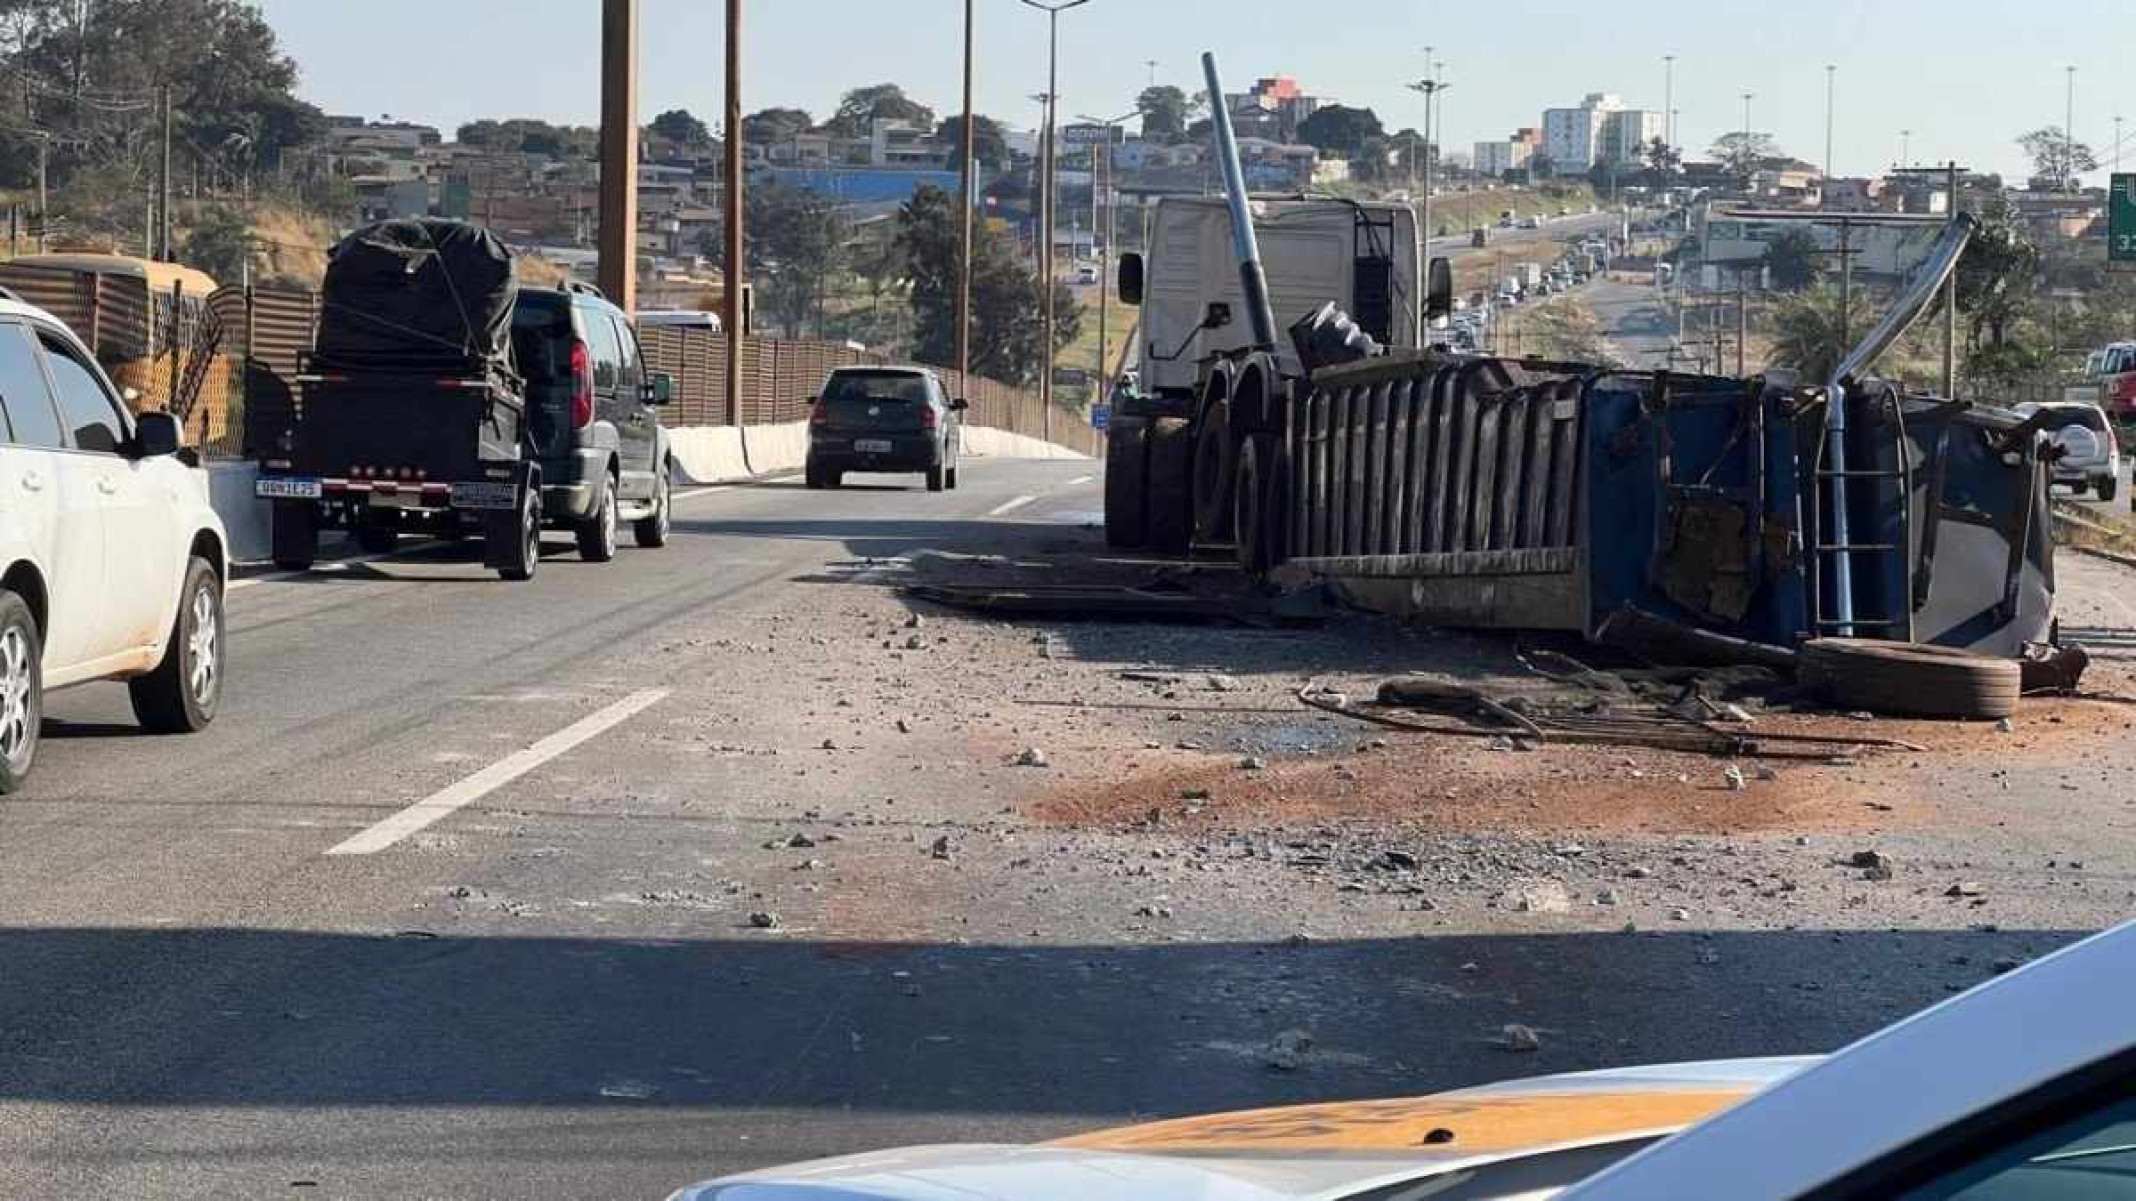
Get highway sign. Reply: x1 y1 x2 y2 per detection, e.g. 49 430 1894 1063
1091 404 1111 431
2114 174 2136 264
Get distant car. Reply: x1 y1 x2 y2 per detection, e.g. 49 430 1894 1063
2013 401 2121 501
0 295 229 791
1520 216 1543 230
806 365 966 492
633 309 723 334
1073 264 1101 286
670 918 2136 1201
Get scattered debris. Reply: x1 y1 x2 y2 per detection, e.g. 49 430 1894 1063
1206 674 1243 693
1239 755 1268 771
1266 1028 1314 1071
747 911 781 930
1946 881 1985 898
929 835 954 861
1499 1023 1541 1052
1015 747 1050 768
1722 764 1748 791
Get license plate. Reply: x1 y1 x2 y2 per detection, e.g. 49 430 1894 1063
255 477 322 500
855 439 894 454
449 481 518 510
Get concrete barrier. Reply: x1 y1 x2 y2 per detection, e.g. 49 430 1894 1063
961 425 1091 461
667 425 754 484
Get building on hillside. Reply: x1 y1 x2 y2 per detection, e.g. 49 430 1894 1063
869 119 941 168
327 116 442 157
1474 131 1536 178
1696 203 1940 277
1222 74 1327 143
1821 177 1883 212
1599 109 1665 166
1747 159 1824 207
1541 93 1622 170
2012 189 2104 239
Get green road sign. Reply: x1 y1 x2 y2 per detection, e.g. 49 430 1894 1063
2114 174 2136 263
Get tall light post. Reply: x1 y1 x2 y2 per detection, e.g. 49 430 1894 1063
1663 54 1675 153
1740 92 1753 188
2116 114 2125 174
2066 65 2078 190
1900 128 1911 167
1081 107 1139 410
956 0 976 393
1823 64 1836 183
1020 0 1089 443
1408 73 1449 249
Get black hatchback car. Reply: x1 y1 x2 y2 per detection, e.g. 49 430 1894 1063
805 366 965 491
509 283 675 558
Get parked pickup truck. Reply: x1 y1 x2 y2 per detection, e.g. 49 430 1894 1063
255 219 545 580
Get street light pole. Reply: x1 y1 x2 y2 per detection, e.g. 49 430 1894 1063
1739 92 1753 188
1021 0 1090 445
2066 65 2078 190
1823 65 1835 184
956 0 975 393
1900 129 1911 168
1663 55 1675 153
1407 74 1449 250
1081 107 1139 415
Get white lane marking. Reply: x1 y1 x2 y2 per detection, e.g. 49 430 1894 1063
673 486 730 502
988 495 1038 517
1066 474 1094 486
325 688 672 856
229 549 407 591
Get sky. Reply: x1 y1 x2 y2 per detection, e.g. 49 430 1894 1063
256 0 2136 186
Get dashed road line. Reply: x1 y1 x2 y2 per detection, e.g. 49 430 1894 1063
324 688 672 856
1066 474 1094 486
987 495 1038 517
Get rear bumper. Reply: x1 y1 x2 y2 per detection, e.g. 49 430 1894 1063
809 434 943 473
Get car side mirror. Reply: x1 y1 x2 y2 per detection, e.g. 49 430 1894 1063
1118 252 1144 306
1425 256 1455 320
950 397 970 412
644 372 675 405
133 410 182 458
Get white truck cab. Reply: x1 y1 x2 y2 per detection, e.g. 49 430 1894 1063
0 294 228 791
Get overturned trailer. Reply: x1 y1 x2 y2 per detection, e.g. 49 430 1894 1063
1159 52 2055 659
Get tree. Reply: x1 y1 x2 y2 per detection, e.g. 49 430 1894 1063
1955 193 2041 349
741 107 813 144
1710 131 1779 185
935 113 1009 172
2017 127 2098 191
1137 85 1189 142
744 181 848 338
1644 136 1681 177
1296 104 1384 159
177 204 253 283
896 184 1080 388
825 84 935 138
649 108 710 147
1763 229 1822 292
1770 287 1852 380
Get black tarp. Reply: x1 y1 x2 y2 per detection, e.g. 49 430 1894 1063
316 219 518 372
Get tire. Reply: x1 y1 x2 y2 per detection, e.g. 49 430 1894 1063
0 590 42 793
946 459 960 490
634 463 672 548
2066 479 2088 498
576 475 619 562
128 557 224 735
354 513 399 555
1234 434 1278 576
1146 416 1196 555
1104 414 1151 549
1800 638 2021 720
805 460 826 490
1191 400 1237 542
2098 476 2119 503
271 500 317 572
926 464 946 492
495 486 541 582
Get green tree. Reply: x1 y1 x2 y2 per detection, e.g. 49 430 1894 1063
1644 136 1681 177
2016 127 2098 191
1956 193 2040 349
1136 85 1189 142
1770 286 1851 380
1295 104 1384 158
649 108 710 147
741 107 813 144
896 184 1079 388
177 203 253 283
1709 131 1779 185
936 113 1009 172
1763 229 1822 292
744 181 848 338
824 84 934 138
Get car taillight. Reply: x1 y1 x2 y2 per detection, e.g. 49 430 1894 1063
810 398 830 426
570 340 594 428
920 405 939 430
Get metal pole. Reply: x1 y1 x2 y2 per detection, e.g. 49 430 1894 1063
2117 115 2125 174
1042 26 1056 441
1202 52 1276 351
956 0 975 391
159 83 172 261
2066 66 2077 190
1900 129 1910 168
1097 137 1110 407
1839 217 1853 347
1944 160 1959 397
599 0 641 312
1664 55 1675 152
1823 65 1835 184
721 0 743 424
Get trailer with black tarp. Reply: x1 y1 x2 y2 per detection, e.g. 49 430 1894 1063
253 219 543 580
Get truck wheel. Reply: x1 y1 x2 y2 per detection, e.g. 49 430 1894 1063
496 488 541 582
926 465 946 493
1191 400 1237 542
576 475 619 562
1104 415 1151 549
128 557 224 734
271 501 317 572
1146 416 1196 555
355 512 399 555
634 464 673 548
2098 475 2120 503
0 590 42 794
1234 434 1278 577
1800 638 2021 720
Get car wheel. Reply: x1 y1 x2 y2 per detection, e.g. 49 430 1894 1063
634 463 673 548
2098 476 2120 503
926 465 946 492
128 557 223 735
576 475 618 562
497 486 541 582
2067 479 2089 498
0 590 41 793
946 459 960 490
805 460 826 490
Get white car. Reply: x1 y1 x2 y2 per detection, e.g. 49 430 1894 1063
2012 401 2121 501
0 295 228 791
668 919 2136 1199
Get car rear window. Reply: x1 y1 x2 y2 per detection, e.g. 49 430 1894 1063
512 297 574 385
826 372 928 405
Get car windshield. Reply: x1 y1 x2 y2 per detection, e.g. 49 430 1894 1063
16 8 2136 1201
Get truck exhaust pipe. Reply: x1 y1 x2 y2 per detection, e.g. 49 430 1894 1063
1201 51 1279 353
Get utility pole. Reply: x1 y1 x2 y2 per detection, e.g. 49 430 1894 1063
1900 129 1911 168
598 0 641 312
2066 65 2077 190
1740 92 1753 189
721 0 743 422
35 133 48 251
1735 266 1747 376
1081 108 1138 408
1145 59 1158 88
1663 55 1675 153
1823 65 1836 184
1022 0 1090 444
2117 115 2125 174
956 0 976 392
158 83 172 261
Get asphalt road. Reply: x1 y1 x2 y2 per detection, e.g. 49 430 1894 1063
0 451 2112 1200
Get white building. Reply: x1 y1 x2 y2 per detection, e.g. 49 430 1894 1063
1541 93 1623 171
1599 109 1666 166
1473 137 1534 178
